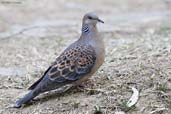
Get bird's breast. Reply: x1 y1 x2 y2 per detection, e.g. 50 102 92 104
91 37 105 74
74 33 105 85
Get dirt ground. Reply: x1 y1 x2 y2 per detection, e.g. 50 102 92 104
0 0 171 114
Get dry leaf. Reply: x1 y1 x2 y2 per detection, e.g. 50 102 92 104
126 87 139 107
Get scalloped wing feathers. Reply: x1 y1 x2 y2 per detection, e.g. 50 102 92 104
28 45 96 90
48 45 96 82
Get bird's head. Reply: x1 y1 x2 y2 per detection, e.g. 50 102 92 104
83 12 104 26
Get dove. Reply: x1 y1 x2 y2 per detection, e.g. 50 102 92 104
14 12 105 108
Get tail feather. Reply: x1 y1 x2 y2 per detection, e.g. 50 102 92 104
28 76 44 90
14 90 38 108
28 67 51 90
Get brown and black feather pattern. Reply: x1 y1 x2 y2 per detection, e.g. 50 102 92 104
29 44 96 90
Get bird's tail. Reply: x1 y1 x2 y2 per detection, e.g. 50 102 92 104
14 90 38 108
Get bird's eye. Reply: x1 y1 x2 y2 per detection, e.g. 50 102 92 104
88 16 93 19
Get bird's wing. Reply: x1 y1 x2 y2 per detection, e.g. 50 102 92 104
47 45 96 82
29 45 96 90
28 45 96 90
29 46 96 90
28 66 52 90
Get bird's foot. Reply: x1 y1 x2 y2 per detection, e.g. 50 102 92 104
75 83 88 91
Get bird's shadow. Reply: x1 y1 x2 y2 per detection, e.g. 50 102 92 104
22 86 83 108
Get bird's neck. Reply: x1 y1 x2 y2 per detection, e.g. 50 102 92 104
80 23 103 48
80 24 105 64
80 23 100 43
79 23 105 60
81 24 97 36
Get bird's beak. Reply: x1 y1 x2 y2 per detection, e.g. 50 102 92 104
97 18 104 23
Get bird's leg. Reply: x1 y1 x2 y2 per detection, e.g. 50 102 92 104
57 84 73 93
52 84 73 94
42 84 73 97
77 83 86 89
73 83 89 91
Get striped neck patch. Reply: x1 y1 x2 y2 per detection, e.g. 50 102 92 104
82 25 90 34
